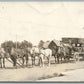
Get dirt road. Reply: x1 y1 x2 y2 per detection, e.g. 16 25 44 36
0 59 84 82
40 68 84 82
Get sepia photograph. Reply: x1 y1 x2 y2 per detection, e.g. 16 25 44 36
0 1 84 82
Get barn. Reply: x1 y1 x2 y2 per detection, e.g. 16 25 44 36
43 40 61 48
43 40 61 55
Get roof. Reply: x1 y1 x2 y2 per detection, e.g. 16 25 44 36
43 39 64 48
52 39 61 46
43 41 51 48
62 38 78 43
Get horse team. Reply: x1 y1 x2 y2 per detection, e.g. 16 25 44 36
0 44 79 68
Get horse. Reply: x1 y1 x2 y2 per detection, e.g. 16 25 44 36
0 48 10 68
22 47 32 66
56 47 65 63
51 46 64 64
0 48 5 68
30 47 40 66
52 44 72 64
10 48 25 67
10 47 34 68
39 48 52 67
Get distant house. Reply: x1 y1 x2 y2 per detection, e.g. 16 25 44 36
43 40 61 48
49 40 61 49
43 39 61 55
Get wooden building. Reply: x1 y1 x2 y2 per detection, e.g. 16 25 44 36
43 40 61 55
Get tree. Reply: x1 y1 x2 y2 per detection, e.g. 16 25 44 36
28 42 33 48
20 40 32 49
1 41 14 54
1 40 33 54
38 40 44 48
14 41 21 49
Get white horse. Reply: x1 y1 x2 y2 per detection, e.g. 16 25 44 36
30 47 40 65
30 47 39 55
39 48 52 67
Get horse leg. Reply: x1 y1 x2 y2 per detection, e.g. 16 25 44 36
39 58 41 67
41 56 44 67
64 56 67 63
34 57 35 65
22 57 24 66
25 55 29 67
26 58 28 67
74 55 76 63
48 57 50 67
65 56 68 63
54 55 56 64
42 59 44 67
38 57 40 66
0 58 2 68
32 57 34 67
57 55 59 64
77 55 79 62
14 59 16 67
25 60 28 67
3 58 5 68
67 56 70 63
10 55 15 67
61 57 62 64
13 57 17 68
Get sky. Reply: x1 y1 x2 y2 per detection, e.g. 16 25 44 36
0 2 84 45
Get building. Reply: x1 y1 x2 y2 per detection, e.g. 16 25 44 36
62 38 84 54
43 39 61 55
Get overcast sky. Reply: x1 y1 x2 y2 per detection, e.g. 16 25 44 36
0 2 84 45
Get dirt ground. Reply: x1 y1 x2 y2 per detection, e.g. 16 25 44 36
0 57 84 82
40 68 84 82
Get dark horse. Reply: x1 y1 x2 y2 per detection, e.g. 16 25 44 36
54 47 64 64
63 45 72 62
51 46 64 64
10 48 24 67
52 44 72 64
10 48 32 68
